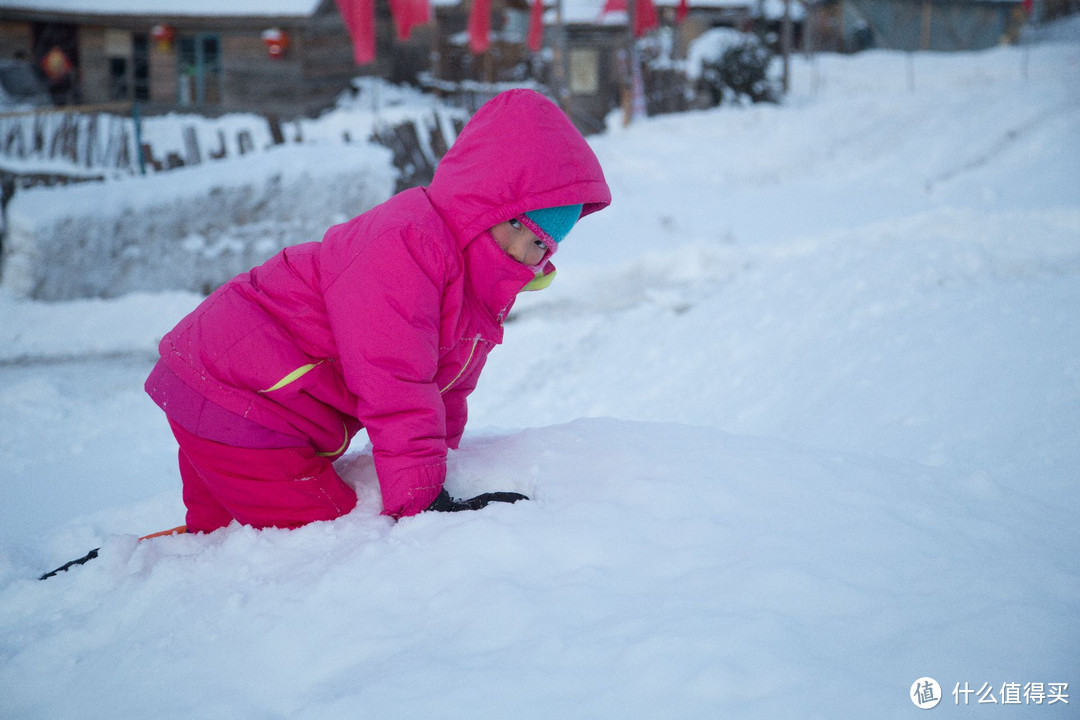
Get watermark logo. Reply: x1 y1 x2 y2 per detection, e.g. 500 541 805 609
953 681 1069 706
910 678 1069 708
912 677 942 709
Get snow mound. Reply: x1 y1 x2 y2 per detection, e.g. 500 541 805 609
2 143 394 300
2 418 1073 719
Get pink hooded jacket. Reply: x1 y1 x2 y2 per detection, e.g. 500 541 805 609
146 89 611 518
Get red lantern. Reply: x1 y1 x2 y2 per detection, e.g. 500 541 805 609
262 28 290 59
150 24 175 51
40 46 73 82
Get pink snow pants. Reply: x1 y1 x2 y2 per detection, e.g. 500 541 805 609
169 419 358 533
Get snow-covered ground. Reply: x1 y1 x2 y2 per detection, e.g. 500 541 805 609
2 18 1079 718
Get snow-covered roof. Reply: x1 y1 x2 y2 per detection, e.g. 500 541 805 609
2 0 757 24
0 0 323 17
561 0 753 25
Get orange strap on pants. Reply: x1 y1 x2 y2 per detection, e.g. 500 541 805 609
139 525 188 541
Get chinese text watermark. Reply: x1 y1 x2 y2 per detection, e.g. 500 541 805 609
911 678 1069 709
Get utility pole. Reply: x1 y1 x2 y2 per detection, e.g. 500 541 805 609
781 0 793 93
555 0 571 113
622 0 636 125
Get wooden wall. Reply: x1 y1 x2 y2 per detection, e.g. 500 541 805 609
75 26 108 103
0 21 34 59
1 11 367 118
149 39 176 106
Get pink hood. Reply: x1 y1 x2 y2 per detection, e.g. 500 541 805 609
148 89 610 518
427 89 611 250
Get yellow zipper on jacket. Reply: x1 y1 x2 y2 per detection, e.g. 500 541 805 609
316 420 350 458
440 335 481 394
259 361 324 393
256 361 345 457
258 340 479 457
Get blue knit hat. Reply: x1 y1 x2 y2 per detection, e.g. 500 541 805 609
521 204 584 247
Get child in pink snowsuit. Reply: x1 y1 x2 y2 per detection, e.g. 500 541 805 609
145 89 611 532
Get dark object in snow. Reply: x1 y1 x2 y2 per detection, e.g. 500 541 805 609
39 525 186 581
426 488 530 512
39 548 99 580
699 37 779 106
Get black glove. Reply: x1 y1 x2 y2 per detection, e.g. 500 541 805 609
426 488 529 512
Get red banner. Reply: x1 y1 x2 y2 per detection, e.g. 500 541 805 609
527 0 545 52
633 0 659 37
599 0 625 16
598 0 658 36
676 0 689 24
389 0 431 41
335 0 376 65
468 0 492 54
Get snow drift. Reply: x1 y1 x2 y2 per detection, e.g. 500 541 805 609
2 419 1074 719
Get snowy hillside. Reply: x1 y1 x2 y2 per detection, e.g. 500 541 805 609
1 18 1079 719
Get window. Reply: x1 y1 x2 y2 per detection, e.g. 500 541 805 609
177 34 221 106
104 29 149 102
569 48 599 95
132 35 149 101
108 56 128 100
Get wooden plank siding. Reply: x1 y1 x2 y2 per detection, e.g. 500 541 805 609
149 39 178 106
0 4 366 119
0 20 34 58
74 27 109 106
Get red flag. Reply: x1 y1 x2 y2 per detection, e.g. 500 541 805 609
527 0 545 52
633 0 659 37
599 0 626 18
675 0 689 24
335 0 376 64
389 0 431 41
468 0 492 54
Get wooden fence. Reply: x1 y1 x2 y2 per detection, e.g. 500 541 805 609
369 111 464 192
0 102 462 247
0 102 140 174
0 103 273 223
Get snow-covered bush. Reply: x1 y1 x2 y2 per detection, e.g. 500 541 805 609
688 28 779 106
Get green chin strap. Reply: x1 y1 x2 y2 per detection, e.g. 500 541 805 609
522 268 556 292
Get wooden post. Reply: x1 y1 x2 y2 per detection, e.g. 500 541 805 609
237 130 254 155
182 126 202 165
33 114 45 155
60 114 78 164
429 11 442 84
84 114 98 168
266 115 286 145
623 0 636 126
209 130 227 160
782 0 793 93
554 0 571 113
921 0 933 50
133 102 146 175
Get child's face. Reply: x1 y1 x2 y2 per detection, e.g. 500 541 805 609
491 218 549 267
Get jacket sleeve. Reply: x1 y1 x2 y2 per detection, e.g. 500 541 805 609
443 384 469 450
322 226 450 518
442 346 488 449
